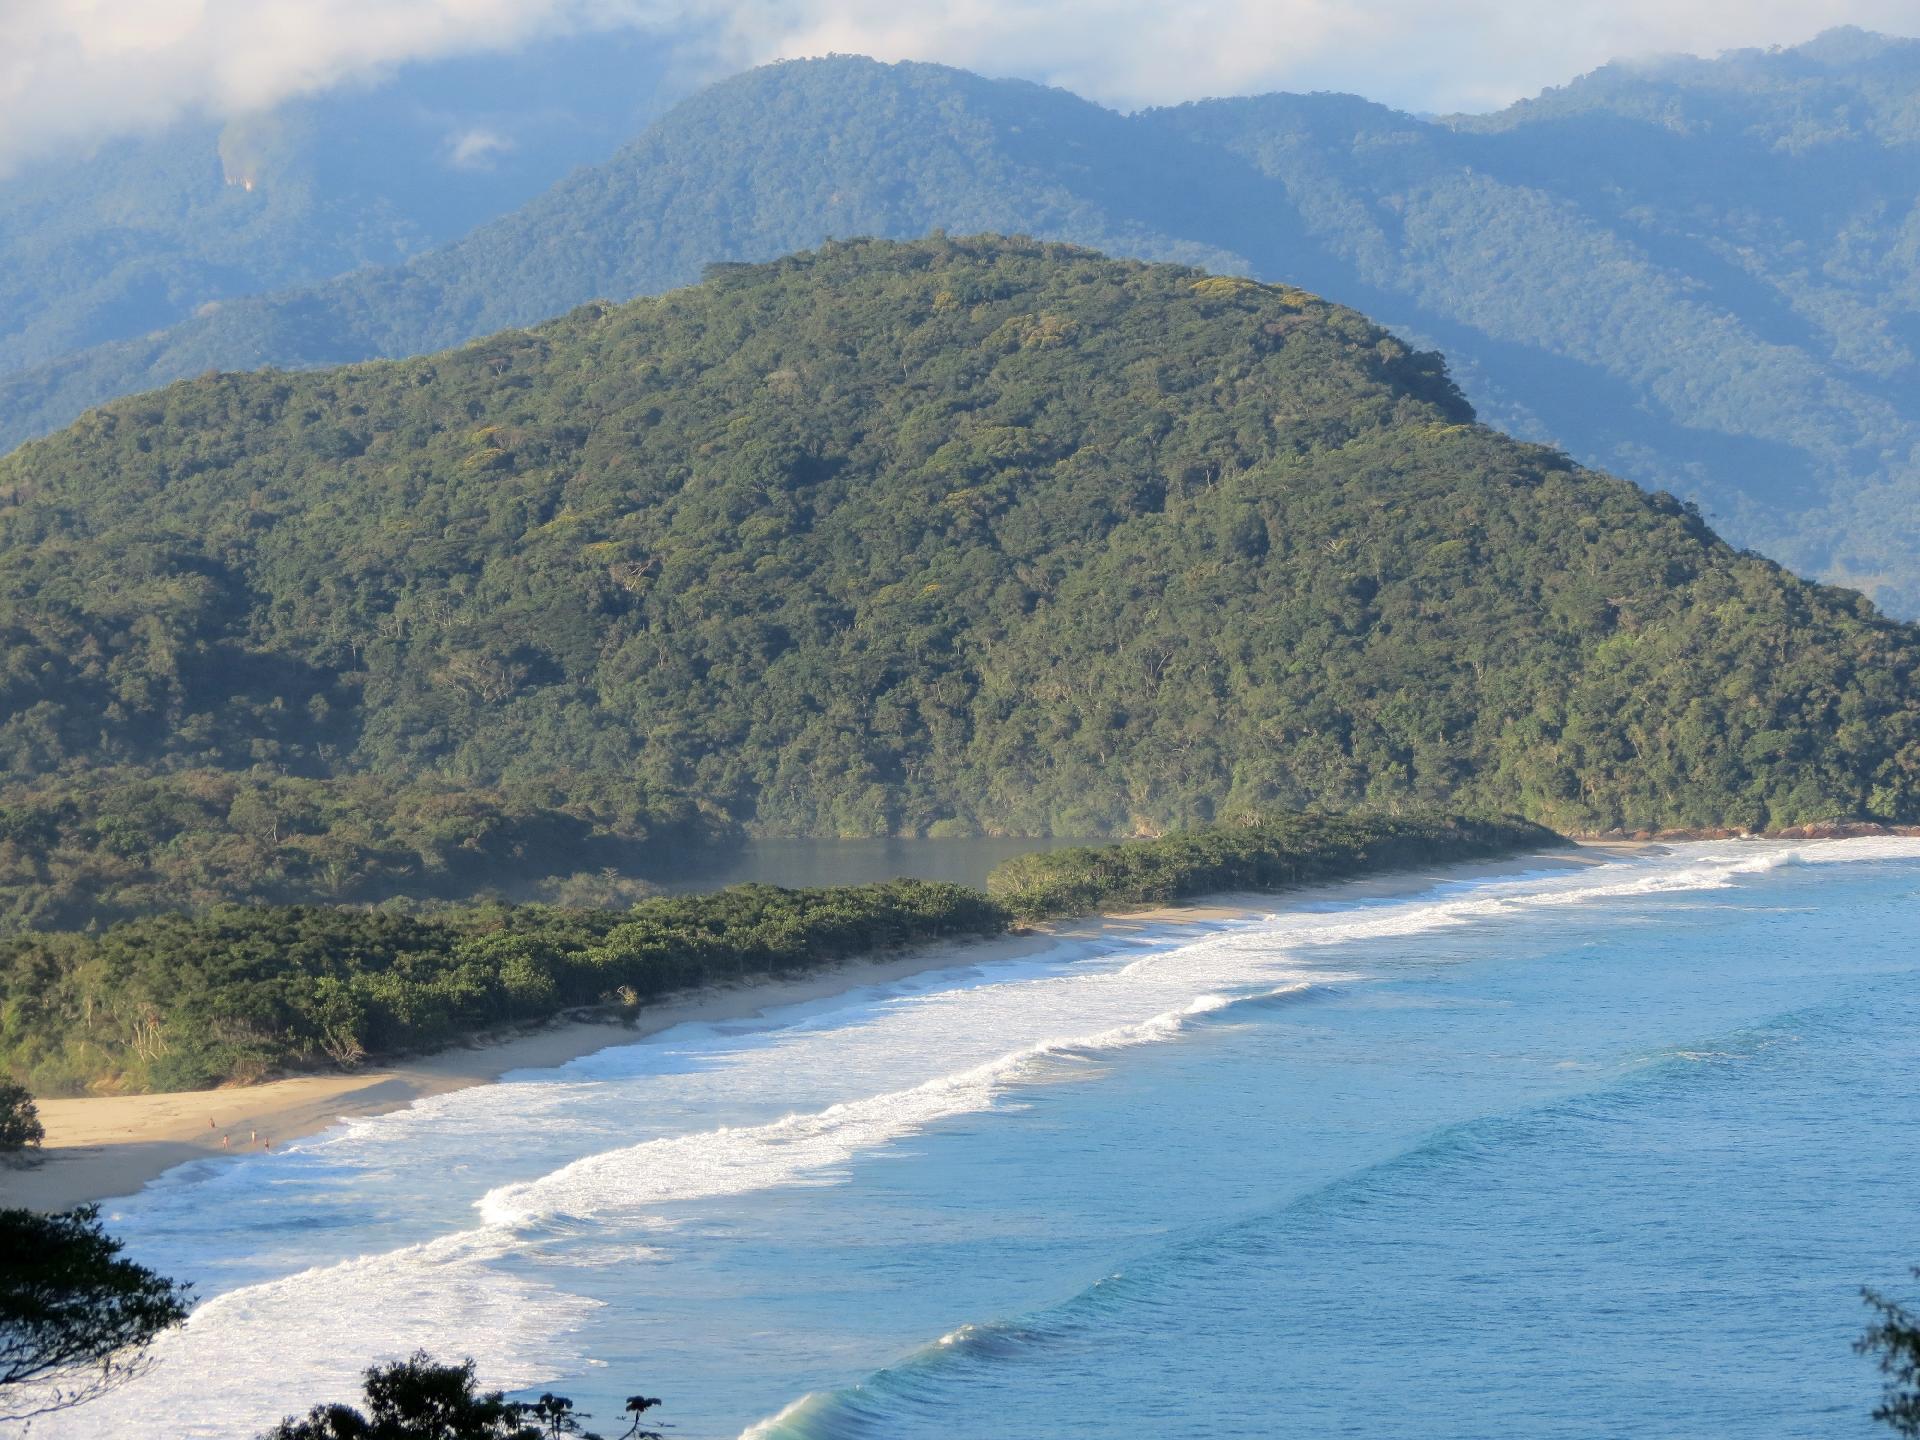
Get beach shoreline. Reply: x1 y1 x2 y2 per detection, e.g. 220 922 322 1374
1 844 1612 1213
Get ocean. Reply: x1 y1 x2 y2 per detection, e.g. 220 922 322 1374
37 839 1920 1438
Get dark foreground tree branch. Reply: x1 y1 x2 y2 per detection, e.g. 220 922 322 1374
264 1353 668 1440
1862 1272 1920 1436
0 1204 191 1421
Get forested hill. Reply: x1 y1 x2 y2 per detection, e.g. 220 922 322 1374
6 38 1920 614
4 237 1918 874
0 60 1239 455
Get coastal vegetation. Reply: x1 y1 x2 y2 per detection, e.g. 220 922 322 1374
986 813 1559 919
0 880 1006 1094
263 1355 666 1440
0 810 1550 1095
0 1083 40 1154
2 235 1917 906
0 769 735 933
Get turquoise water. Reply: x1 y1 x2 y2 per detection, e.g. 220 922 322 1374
46 840 1920 1438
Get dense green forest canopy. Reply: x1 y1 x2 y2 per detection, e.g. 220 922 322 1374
3 236 1917 870
985 813 1562 921
0 880 1007 1093
5 36 1920 611
0 770 735 933
0 814 1549 1095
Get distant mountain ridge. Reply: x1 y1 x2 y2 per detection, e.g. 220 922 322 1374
0 28 693 382
3 237 1916 856
0 62 1250 425
5 35 1919 613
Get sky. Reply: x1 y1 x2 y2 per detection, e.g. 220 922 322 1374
3 0 1919 175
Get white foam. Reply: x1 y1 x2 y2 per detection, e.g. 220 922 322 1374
41 837 1903 1439
33 1230 597 1439
478 988 1260 1230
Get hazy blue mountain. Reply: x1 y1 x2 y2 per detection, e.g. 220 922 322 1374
1157 26 1920 609
5 34 1919 611
0 27 696 381
0 59 1250 440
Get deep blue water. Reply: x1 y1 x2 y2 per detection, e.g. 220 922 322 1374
46 840 1920 1439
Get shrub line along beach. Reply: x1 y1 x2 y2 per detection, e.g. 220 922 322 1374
3 813 1568 1211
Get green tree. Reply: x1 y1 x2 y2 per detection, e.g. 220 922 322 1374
0 1205 191 1422
0 1082 42 1154
1861 1273 1920 1436
0 876 1011 1094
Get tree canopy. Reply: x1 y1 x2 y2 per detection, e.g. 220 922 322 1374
0 1081 41 1153
1 877 1007 1093
0 768 734 933
0 811 1552 1093
987 813 1560 920
2 235 1916 875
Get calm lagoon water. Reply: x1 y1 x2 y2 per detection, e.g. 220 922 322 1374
45 839 1920 1439
643 835 1078 893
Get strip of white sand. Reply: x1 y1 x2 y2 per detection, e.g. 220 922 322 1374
1 846 1606 1212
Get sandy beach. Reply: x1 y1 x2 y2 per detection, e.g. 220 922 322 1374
1 846 1608 1213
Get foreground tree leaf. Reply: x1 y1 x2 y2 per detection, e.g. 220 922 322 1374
0 1205 191 1421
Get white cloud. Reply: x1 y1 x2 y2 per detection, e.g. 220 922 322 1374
0 0 697 174
730 0 1920 112
448 125 516 169
2 0 1918 175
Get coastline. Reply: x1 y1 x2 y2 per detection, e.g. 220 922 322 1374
2 844 1609 1213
